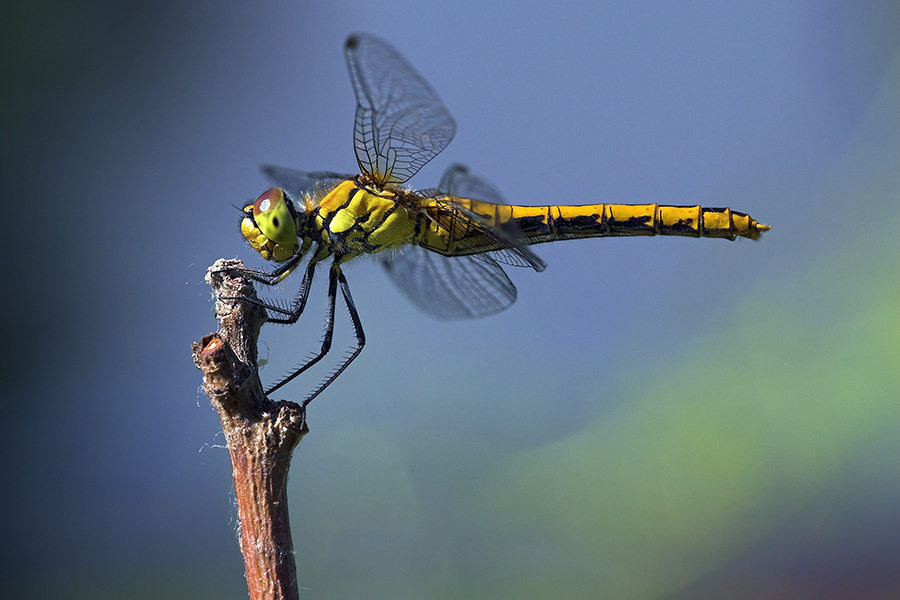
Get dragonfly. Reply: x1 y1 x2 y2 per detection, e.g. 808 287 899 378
234 33 769 408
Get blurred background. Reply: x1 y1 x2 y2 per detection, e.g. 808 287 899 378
2 1 898 598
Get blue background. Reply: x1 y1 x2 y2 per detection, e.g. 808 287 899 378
2 1 899 598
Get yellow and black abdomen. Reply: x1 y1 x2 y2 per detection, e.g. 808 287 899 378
415 197 769 257
510 203 769 244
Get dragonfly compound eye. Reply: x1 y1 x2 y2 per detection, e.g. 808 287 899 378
253 188 298 245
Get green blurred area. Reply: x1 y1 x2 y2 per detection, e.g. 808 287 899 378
479 262 899 598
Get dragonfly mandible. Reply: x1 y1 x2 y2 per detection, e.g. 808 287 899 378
233 33 769 408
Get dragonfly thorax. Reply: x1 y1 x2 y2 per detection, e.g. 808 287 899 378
313 180 418 260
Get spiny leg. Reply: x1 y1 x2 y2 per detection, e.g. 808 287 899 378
265 257 318 324
219 254 365 404
264 259 342 396
222 256 319 324
218 257 327 397
300 263 366 408
240 250 306 286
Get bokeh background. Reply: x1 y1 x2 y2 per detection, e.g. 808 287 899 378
2 1 898 598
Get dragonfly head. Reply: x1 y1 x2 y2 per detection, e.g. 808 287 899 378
241 188 302 262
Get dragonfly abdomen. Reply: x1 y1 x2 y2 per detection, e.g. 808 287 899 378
507 203 769 244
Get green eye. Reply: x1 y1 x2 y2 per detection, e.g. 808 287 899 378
253 188 298 245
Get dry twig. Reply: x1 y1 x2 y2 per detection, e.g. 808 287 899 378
192 259 307 600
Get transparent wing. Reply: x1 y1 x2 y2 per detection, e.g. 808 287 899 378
383 249 516 320
382 164 547 319
345 33 456 186
435 164 546 271
260 164 351 201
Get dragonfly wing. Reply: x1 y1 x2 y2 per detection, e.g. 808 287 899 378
345 33 456 186
382 248 516 320
437 162 507 206
438 164 547 272
260 165 351 201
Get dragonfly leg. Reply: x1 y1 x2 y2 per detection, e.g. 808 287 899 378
220 257 318 324
238 251 306 286
263 260 338 396
219 254 366 406
298 262 366 408
264 258 318 324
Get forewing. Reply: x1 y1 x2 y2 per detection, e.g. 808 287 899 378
345 33 456 186
383 249 517 320
260 165 350 201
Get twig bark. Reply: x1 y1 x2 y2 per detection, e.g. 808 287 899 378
192 259 307 600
